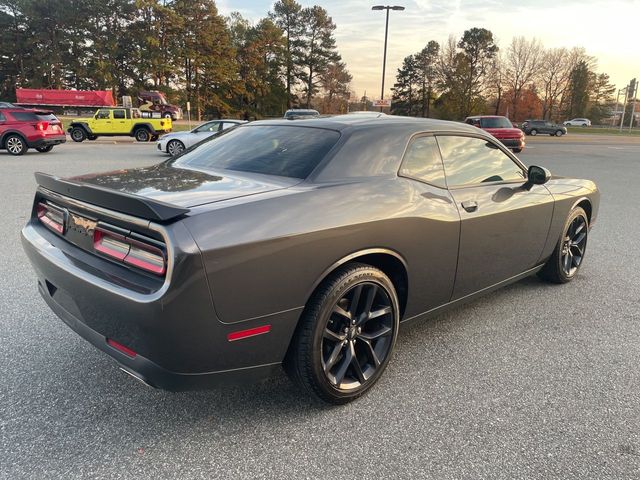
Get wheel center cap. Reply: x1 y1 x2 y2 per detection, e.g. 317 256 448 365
348 326 359 340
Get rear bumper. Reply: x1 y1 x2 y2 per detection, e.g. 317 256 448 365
27 135 67 148
21 217 300 391
39 282 281 390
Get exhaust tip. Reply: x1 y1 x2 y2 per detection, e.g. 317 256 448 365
119 367 154 388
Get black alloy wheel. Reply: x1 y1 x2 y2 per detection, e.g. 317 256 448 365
5 134 27 155
286 263 400 404
167 139 185 156
560 214 588 277
36 145 54 153
539 206 588 283
321 282 395 390
135 128 151 142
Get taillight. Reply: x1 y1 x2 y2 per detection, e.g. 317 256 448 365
93 227 166 275
35 121 49 132
37 202 65 233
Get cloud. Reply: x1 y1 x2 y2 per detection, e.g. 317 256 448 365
217 0 638 97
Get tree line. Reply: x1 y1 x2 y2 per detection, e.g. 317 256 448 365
0 0 352 119
391 28 619 124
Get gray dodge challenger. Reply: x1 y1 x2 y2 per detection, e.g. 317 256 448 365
22 115 599 404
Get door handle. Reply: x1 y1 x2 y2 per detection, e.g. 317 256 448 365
461 200 478 213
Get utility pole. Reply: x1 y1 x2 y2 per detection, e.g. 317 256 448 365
372 5 405 112
619 84 629 133
628 78 637 132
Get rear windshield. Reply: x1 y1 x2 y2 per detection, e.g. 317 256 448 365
9 111 57 122
480 117 513 128
172 125 340 179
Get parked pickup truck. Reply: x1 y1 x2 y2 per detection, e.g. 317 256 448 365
68 107 172 142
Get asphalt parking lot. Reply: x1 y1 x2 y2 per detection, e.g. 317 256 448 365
1 134 639 479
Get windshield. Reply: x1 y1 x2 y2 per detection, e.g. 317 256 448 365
172 125 340 179
480 117 513 129
285 111 319 118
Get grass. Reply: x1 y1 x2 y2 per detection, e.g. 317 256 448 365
566 126 640 136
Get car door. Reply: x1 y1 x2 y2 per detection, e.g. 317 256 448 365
397 134 460 313
436 134 554 299
90 109 112 134
112 109 127 133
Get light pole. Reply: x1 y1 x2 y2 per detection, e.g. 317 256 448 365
372 5 405 111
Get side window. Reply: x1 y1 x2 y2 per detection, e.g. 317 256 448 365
195 122 219 133
399 136 446 188
436 135 525 187
96 110 111 119
113 109 125 119
222 122 237 130
0 112 5 121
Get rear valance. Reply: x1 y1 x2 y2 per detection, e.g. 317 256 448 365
35 172 189 222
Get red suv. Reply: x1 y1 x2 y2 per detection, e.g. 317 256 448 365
464 115 525 153
0 108 66 155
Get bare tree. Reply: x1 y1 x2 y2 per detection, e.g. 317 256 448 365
504 36 543 120
485 53 506 115
540 47 591 121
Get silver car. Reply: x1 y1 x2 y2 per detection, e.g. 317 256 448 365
157 119 247 155
563 118 591 127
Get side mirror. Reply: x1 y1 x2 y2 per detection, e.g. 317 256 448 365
527 165 551 185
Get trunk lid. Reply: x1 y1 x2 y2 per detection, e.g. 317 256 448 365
70 163 296 208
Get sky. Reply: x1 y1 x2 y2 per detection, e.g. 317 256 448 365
217 0 640 100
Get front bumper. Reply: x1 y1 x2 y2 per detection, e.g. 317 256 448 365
499 138 525 149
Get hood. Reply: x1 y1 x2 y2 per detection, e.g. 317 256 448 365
70 163 297 208
162 130 191 139
482 127 523 138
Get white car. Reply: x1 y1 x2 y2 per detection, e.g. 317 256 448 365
157 119 247 155
563 118 591 127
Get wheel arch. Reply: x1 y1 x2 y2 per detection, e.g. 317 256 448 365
69 122 92 134
305 248 409 318
573 197 592 223
131 123 153 134
0 130 27 148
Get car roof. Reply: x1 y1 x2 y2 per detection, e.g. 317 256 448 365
250 114 479 134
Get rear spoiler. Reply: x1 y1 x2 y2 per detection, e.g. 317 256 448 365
35 172 190 222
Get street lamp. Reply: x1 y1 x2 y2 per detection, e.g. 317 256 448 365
372 5 405 111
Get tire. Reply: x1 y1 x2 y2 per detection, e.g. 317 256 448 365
530 129 538 136
70 127 86 142
4 134 27 155
538 206 588 284
581 123 587 127
285 262 400 404
151 135 159 142
88 135 97 141
36 145 54 153
163 112 172 120
555 130 564 137
512 148 522 153
134 128 151 142
167 139 185 156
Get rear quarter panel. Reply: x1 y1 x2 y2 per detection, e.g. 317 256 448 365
183 177 461 324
